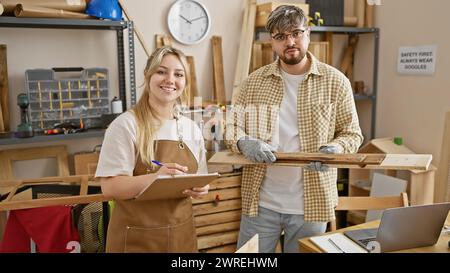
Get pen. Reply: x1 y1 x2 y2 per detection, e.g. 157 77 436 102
328 238 345 253
151 160 164 167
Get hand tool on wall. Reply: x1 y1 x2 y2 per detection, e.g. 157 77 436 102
118 0 152 57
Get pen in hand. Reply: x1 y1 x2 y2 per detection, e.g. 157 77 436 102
151 160 164 167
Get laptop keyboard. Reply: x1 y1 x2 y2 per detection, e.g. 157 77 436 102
359 238 376 247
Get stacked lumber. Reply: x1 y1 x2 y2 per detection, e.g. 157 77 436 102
193 172 242 253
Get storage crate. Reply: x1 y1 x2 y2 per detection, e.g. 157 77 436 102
25 68 110 131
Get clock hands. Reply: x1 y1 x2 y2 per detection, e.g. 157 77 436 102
190 16 206 22
179 15 192 24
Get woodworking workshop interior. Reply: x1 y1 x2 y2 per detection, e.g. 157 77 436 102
0 0 449 259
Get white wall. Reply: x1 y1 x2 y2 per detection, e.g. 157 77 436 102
374 0 450 164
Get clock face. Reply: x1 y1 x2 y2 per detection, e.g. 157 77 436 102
167 0 211 45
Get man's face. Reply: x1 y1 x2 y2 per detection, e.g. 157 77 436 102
270 25 310 65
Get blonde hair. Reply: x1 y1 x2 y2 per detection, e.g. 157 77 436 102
131 46 190 167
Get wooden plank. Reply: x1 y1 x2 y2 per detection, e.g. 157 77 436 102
211 36 226 105
197 230 239 250
436 112 450 202
0 44 10 131
186 56 198 107
251 42 262 72
354 0 365 28
196 221 240 236
336 194 407 211
201 244 237 253
208 151 433 170
193 199 241 216
231 0 256 104
0 146 69 179
380 154 432 170
194 209 241 227
155 34 164 49
209 175 241 190
191 187 241 205
0 194 108 211
261 42 273 65
340 35 359 74
309 41 330 64
365 1 374 28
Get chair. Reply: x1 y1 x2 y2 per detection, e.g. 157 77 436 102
330 192 409 231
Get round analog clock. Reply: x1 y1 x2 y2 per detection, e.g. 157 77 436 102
167 0 211 45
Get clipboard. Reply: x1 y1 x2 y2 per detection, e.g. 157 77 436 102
135 173 219 201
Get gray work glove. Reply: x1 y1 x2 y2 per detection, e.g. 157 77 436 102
237 136 276 163
305 145 343 172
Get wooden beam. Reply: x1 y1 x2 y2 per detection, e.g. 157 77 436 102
197 230 239 250
209 151 433 171
436 112 450 202
196 221 240 236
231 0 256 104
211 36 226 105
193 199 241 216
186 56 198 107
0 44 10 131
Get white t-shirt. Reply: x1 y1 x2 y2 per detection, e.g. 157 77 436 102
95 111 208 178
259 70 306 215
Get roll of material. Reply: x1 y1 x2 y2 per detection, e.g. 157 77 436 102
365 2 374 28
111 97 123 114
0 3 4 15
14 4 92 19
344 16 358 27
0 0 86 14
354 0 365 28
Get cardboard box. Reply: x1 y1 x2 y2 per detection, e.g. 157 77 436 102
255 2 310 28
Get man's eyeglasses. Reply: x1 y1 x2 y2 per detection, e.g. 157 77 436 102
271 29 308 42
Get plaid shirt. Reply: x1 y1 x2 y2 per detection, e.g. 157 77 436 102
225 53 363 222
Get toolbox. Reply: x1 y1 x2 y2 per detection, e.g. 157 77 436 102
25 67 110 131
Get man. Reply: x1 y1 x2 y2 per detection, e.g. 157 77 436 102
225 5 363 253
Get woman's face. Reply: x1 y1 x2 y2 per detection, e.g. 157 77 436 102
149 54 186 105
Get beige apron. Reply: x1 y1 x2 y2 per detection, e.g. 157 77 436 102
105 138 199 253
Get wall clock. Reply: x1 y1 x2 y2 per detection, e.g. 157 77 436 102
167 0 211 45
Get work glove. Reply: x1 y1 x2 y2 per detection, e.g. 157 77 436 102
237 136 276 163
305 145 343 172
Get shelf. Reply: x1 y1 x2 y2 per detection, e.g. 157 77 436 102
0 16 127 30
0 129 105 145
354 94 376 101
310 26 379 34
255 26 379 35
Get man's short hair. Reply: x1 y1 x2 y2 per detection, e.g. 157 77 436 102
266 5 308 34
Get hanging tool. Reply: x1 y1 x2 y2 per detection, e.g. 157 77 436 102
37 81 44 129
68 81 73 117
58 81 63 122
118 0 152 57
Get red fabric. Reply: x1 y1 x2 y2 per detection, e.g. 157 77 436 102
0 206 80 253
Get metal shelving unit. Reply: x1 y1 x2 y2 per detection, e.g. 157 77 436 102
0 17 136 145
255 26 380 139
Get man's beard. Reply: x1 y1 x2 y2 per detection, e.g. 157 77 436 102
279 47 305 65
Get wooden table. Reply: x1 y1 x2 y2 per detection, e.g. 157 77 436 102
299 212 450 253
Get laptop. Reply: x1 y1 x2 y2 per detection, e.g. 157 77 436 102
344 202 450 252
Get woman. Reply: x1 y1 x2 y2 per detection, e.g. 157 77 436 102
95 46 209 253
